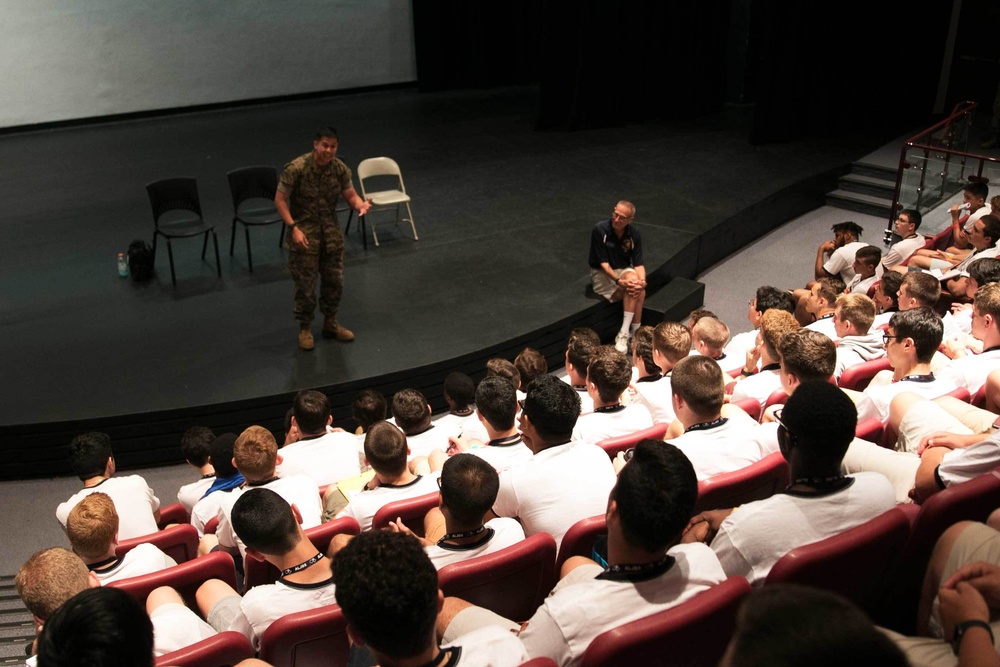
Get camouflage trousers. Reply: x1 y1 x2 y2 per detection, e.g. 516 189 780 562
288 218 344 325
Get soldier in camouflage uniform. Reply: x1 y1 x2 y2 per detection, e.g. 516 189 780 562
275 127 372 350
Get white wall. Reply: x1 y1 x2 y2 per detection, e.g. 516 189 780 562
0 0 417 128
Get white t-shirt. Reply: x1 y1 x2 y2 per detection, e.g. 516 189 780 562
467 436 534 472
804 314 839 342
190 484 234 536
846 273 878 296
882 235 926 269
442 625 530 666
855 374 958 427
228 577 338 651
435 411 490 444
668 415 766 481
724 329 759 366
56 476 161 540
571 403 654 446
493 441 617 548
963 204 992 232
93 543 176 585
177 476 215 514
276 431 362 488
406 424 458 460
824 241 867 282
937 348 1000 395
336 473 440 531
730 367 782 408
425 518 526 570
938 436 1000 487
566 382 595 415
630 375 675 424
517 543 727 667
215 475 323 558
711 472 896 585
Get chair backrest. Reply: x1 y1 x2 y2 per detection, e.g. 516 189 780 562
244 516 361 591
157 502 191 528
694 453 790 514
438 532 557 622
929 227 954 253
147 177 202 223
762 388 789 410
155 631 253 667
204 515 220 535
854 417 884 445
730 397 762 423
226 166 279 211
946 386 971 403
116 523 199 564
596 423 669 460
109 550 238 609
555 514 607 572
258 603 349 667
357 157 403 180
371 491 440 534
972 384 987 409
837 357 892 391
764 508 911 615
519 659 559 667
579 576 752 667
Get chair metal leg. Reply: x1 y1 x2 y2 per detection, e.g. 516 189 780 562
213 232 221 278
229 219 237 256
278 221 286 248
345 208 354 234
201 231 209 259
245 225 253 273
405 203 418 241
167 239 177 287
360 215 368 250
151 233 158 267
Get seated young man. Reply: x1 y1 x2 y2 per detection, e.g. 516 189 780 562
195 488 337 650
55 432 160 540
382 454 525 569
630 321 691 424
437 440 727 667
880 209 925 271
907 182 990 266
335 421 440 531
491 374 617 548
176 426 216 514
684 381 895 586
487 358 523 399
190 433 243 536
873 270 904 328
941 257 1000 343
352 388 387 436
433 376 532 473
938 282 1000 395
572 346 653 445
854 307 957 428
335 531 530 667
730 309 800 408
691 316 741 373
659 355 765 479
514 347 548 393
561 327 601 413
392 388 453 460
898 270 943 311
846 245 881 295
801 277 846 339
434 372 488 443
201 425 322 560
276 389 360 488
724 285 797 363
66 492 175 585
833 292 885 380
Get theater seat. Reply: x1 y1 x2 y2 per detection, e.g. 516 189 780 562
730 397 762 423
764 508 910 616
204 515 219 535
157 502 191 528
838 357 892 391
579 576 751 667
370 491 440 535
854 417 884 445
694 453 789 514
438 532 557 622
762 388 789 410
972 385 987 408
116 523 199 564
244 517 361 591
258 603 349 667
596 423 669 460
945 386 971 403
155 631 253 667
109 550 238 609
555 514 607 572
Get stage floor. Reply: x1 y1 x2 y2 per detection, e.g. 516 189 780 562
0 85 883 445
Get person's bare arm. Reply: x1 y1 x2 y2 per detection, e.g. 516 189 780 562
911 447 950 503
275 190 308 250
815 240 836 280
341 187 372 216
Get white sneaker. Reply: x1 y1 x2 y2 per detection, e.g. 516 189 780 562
614 331 629 353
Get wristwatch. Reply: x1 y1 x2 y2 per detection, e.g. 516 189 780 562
952 619 994 655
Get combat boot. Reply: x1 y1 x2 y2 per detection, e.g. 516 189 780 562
298 327 315 351
322 318 355 342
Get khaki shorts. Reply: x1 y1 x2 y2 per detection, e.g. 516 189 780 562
591 267 637 301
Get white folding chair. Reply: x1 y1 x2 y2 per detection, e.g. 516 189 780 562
356 157 418 247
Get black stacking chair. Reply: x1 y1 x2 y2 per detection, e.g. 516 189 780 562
146 178 221 286
226 166 285 272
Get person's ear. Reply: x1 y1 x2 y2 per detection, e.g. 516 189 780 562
326 415 333 427
275 453 284 466
290 503 303 525
345 623 367 648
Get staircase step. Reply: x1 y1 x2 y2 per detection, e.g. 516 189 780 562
839 174 896 199
851 161 897 182
825 189 894 217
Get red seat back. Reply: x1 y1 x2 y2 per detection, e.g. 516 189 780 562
244 517 361 591
854 417 884 445
258 603 349 667
730 397 762 423
157 502 191 528
555 514 607 572
204 515 220 535
596 423 669 460
109 550 237 609
764 508 911 615
438 533 557 622
694 453 789 514
972 385 987 408
116 523 199 564
762 389 789 410
155 631 253 667
579 577 751 667
837 357 892 391
371 491 440 534
946 386 971 403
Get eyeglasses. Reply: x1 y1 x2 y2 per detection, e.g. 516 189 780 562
436 477 443 489
773 409 798 444
882 333 902 346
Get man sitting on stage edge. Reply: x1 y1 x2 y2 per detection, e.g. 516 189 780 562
588 200 646 353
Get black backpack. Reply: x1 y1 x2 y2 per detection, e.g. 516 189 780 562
127 240 155 282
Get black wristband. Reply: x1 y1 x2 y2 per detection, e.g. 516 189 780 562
952 619 994 655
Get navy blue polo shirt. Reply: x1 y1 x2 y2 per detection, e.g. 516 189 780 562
588 219 643 270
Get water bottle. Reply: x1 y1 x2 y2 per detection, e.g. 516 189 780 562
117 252 128 277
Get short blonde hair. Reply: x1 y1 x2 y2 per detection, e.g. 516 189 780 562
759 310 800 359
652 322 691 364
692 317 729 352
975 282 1000 321
15 548 91 620
234 425 278 482
835 293 876 334
66 492 118 560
